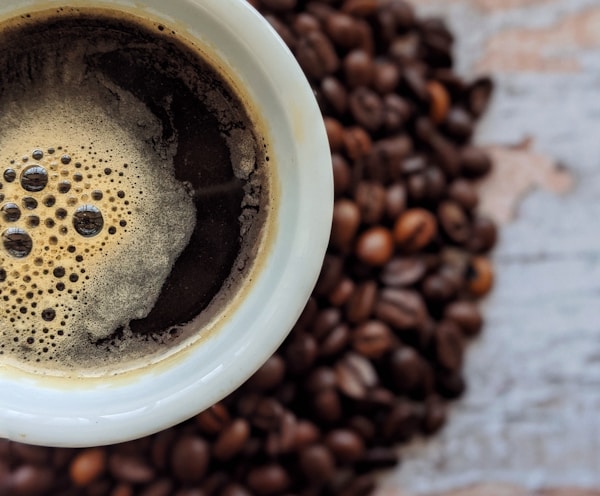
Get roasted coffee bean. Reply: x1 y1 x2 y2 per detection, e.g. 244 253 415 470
434 320 465 371
375 288 428 330
467 76 494 117
355 181 386 225
195 403 231 435
393 208 437 252
69 448 106 487
305 366 337 393
438 200 470 244
383 94 413 132
331 199 361 250
427 80 451 124
319 323 351 357
349 87 384 131
345 280 377 324
312 390 343 423
299 444 336 483
389 347 433 397
342 0 378 17
246 464 290 496
384 183 407 219
382 400 422 442
250 398 285 431
444 300 483 337
285 332 318 374
311 307 342 340
324 13 362 49
343 126 372 160
321 77 349 116
296 31 340 80
9 465 54 496
343 50 375 88
351 320 394 358
171 437 210 483
466 255 494 297
294 420 321 449
444 107 474 141
246 355 286 392
373 61 400 95
332 154 352 195
380 256 427 287
265 411 298 455
293 13 320 35
335 352 378 399
460 145 492 177
329 277 355 306
355 226 394 266
468 215 498 253
314 254 344 296
324 117 345 152
448 178 479 210
325 429 365 464
436 370 466 399
109 454 155 484
422 395 448 435
213 419 251 461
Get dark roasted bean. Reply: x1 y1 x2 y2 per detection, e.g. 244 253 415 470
381 256 427 287
299 444 335 483
345 280 377 324
246 464 290 496
375 288 428 330
355 181 386 225
335 352 378 399
349 87 384 131
444 300 483 337
460 145 492 177
351 320 394 358
171 437 209 484
321 77 348 116
195 403 231 435
343 50 375 88
438 200 470 244
296 31 340 80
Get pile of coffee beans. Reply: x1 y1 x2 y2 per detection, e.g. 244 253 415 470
0 0 496 494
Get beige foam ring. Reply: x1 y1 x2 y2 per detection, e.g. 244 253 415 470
0 93 196 370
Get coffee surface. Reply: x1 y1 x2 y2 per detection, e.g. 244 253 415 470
0 8 268 374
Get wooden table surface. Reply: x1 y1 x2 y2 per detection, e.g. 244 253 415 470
376 0 600 494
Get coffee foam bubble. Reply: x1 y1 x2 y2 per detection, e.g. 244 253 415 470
0 83 196 371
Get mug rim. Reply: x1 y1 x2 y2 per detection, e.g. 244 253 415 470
0 0 332 447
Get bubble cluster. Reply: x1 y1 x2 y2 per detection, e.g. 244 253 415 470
0 146 137 363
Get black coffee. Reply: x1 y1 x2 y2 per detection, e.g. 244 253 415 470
0 8 271 374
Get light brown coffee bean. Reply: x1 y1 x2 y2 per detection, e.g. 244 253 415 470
393 208 437 252
331 199 361 250
70 448 106 487
355 226 394 266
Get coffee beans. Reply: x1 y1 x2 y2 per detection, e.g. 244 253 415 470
1 1 496 494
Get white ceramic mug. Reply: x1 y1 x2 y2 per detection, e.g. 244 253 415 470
0 0 332 447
